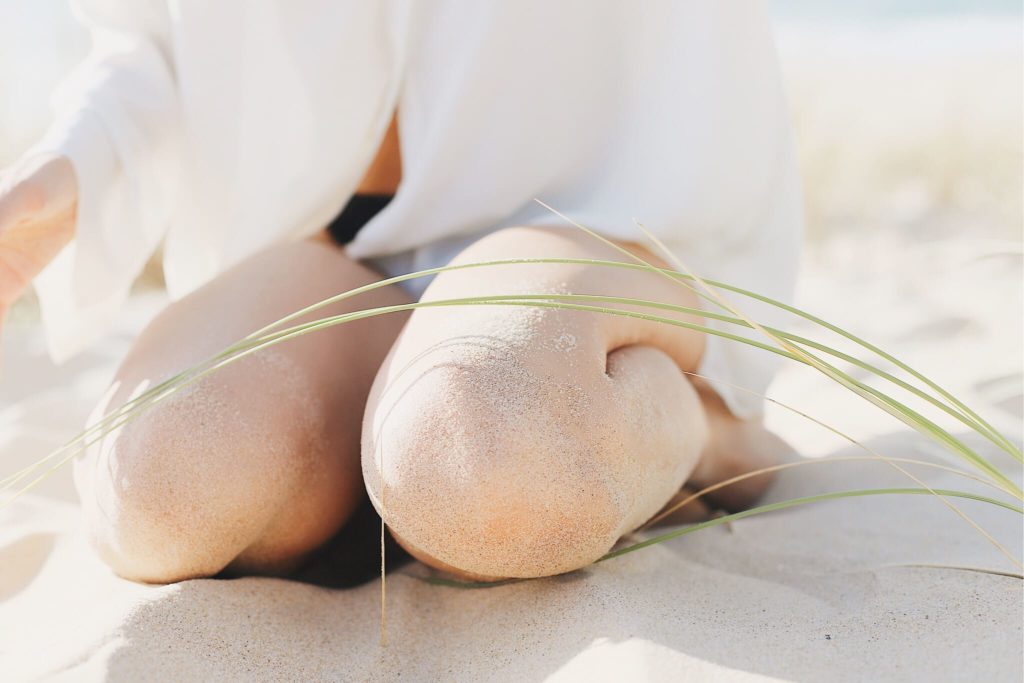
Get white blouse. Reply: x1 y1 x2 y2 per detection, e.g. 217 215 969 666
29 0 802 418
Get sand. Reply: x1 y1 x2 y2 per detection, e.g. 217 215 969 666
0 232 1021 681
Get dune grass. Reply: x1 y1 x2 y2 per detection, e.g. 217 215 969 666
1 210 1021 592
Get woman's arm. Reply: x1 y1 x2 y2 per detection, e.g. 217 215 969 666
0 0 181 361
0 155 77 337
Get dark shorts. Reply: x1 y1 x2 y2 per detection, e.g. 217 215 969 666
326 194 392 246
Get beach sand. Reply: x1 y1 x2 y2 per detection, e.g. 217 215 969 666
0 232 1021 681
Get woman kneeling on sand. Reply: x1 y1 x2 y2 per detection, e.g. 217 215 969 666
0 1 800 583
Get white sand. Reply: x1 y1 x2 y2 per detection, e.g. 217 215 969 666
0 233 1020 681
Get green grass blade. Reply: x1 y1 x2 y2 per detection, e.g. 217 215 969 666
240 250 1019 461
528 207 1019 493
5 293 1019 503
10 297 1014 500
6 284 1014 498
467 291 1017 458
632 219 1021 462
535 199 1020 462
246 294 1024 497
600 488 1024 563
420 486 1023 589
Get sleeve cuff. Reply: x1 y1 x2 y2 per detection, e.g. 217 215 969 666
25 109 130 363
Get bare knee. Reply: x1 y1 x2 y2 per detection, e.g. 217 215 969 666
74 352 323 583
364 351 619 579
363 333 706 580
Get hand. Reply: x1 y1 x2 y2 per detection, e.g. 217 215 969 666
0 154 77 337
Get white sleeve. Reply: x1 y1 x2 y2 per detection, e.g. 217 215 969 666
26 0 180 362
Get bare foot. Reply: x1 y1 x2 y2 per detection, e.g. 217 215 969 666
686 377 795 512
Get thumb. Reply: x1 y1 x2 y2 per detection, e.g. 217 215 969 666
0 154 73 237
0 304 6 377
0 175 45 238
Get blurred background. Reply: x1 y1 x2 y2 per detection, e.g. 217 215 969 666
1 1 1021 499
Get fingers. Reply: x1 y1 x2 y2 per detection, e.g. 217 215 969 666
0 155 75 236
0 155 77 315
0 179 44 236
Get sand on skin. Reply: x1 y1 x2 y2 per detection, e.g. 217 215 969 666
0 232 1021 681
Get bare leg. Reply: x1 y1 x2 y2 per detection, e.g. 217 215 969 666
74 240 410 583
363 226 784 581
